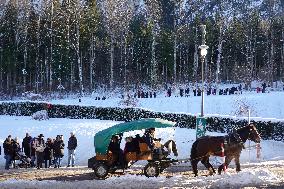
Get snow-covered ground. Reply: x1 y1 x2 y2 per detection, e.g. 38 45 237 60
0 166 282 189
0 116 284 188
0 91 283 188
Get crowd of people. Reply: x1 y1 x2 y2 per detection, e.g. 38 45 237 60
2 132 77 170
165 84 244 97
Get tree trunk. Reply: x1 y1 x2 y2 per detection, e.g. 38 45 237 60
281 29 284 80
173 33 177 84
35 15 41 93
45 48 49 91
270 37 274 83
124 37 127 88
49 1 54 92
151 31 157 88
110 35 114 89
0 49 2 91
76 15 83 96
193 28 199 82
90 33 95 91
216 24 223 84
23 27 28 91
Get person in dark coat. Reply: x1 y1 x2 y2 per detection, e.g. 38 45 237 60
123 137 136 154
180 88 184 97
44 138 53 168
67 132 77 167
197 88 201 96
30 137 37 167
3 135 13 170
108 135 124 167
22 133 32 158
262 82 267 93
132 134 141 154
11 137 21 168
238 84 242 94
167 87 172 97
53 135 65 168
35 134 45 169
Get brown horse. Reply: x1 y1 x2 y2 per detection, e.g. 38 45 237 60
190 124 261 176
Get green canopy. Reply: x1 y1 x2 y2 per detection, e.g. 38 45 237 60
94 118 176 155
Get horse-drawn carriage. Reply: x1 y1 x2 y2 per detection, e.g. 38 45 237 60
88 118 261 179
88 118 178 179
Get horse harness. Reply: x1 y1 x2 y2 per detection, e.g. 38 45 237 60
223 132 245 150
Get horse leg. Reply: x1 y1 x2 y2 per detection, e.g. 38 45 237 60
207 158 216 174
163 140 178 156
201 157 215 175
190 140 200 177
235 155 241 172
191 159 199 177
171 140 178 156
218 155 233 174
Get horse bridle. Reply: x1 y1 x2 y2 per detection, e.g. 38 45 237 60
248 125 261 142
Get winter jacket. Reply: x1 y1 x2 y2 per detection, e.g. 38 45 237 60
12 140 21 160
53 140 65 157
142 132 155 149
3 139 13 156
124 141 136 153
44 142 53 160
35 138 46 152
67 136 77 150
22 136 32 150
30 138 37 156
108 141 120 154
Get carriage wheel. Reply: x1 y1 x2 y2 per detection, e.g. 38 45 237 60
94 162 109 179
144 163 159 177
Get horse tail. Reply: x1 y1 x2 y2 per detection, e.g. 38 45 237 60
190 139 199 161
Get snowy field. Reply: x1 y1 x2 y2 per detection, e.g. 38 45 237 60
3 91 283 121
49 91 284 120
0 116 284 188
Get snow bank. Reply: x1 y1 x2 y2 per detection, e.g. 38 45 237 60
32 110 49 121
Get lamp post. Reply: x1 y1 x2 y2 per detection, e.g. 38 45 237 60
199 25 208 117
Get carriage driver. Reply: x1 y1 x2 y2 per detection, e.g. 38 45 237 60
143 128 161 150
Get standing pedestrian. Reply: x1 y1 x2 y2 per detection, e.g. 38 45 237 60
35 134 45 169
12 137 21 168
67 132 77 167
22 133 32 158
53 135 65 168
30 137 37 167
3 135 13 170
44 138 53 168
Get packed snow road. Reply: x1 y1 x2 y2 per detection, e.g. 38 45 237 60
0 162 283 189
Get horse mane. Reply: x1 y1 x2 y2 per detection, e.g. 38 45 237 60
235 124 255 133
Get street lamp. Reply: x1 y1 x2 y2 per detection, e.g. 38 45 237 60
199 25 208 117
